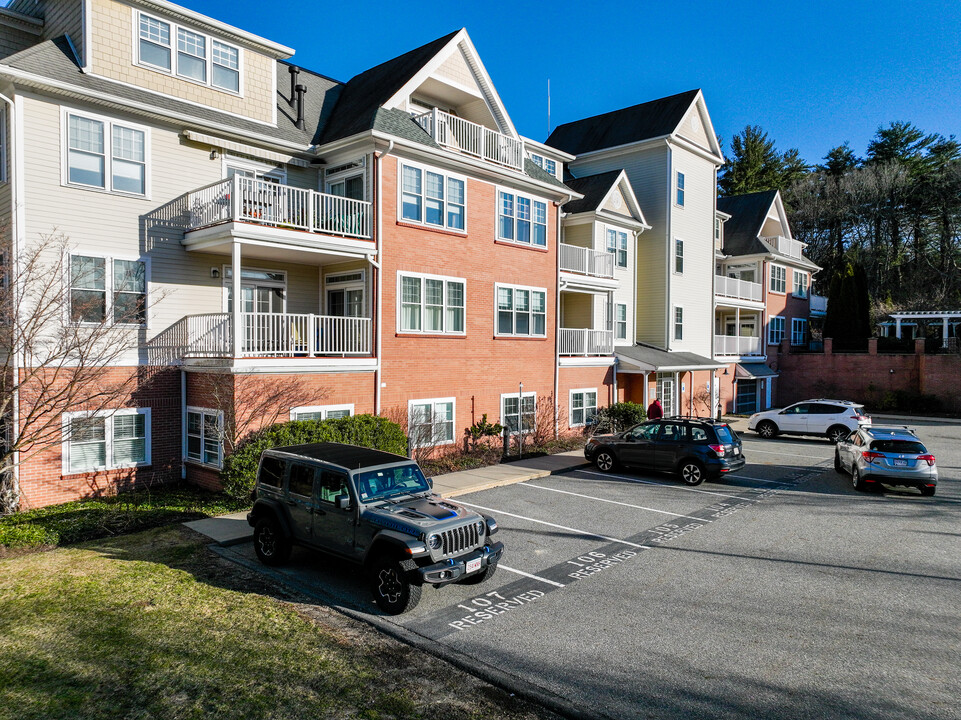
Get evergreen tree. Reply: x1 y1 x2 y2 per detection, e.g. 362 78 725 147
719 125 809 196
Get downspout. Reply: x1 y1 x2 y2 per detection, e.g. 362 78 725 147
1 91 21 506
372 140 394 416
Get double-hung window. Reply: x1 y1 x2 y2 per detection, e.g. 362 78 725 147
498 190 547 247
793 270 808 298
400 164 465 231
290 404 354 421
409 398 455 447
138 14 171 70
70 255 146 325
66 111 148 196
63 409 150 474
674 238 684 273
212 41 240 93
176 28 206 82
674 306 683 341
791 318 808 346
770 265 787 294
530 153 557 177
768 316 786 345
675 171 685 207
496 284 547 337
570 389 598 427
502 392 535 434
186 407 222 467
615 304 628 341
606 228 628 267
399 273 465 334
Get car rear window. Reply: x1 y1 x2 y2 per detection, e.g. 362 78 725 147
259 456 286 487
852 406 866 417
714 425 737 444
870 440 926 454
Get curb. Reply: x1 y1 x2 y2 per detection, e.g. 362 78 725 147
442 460 590 498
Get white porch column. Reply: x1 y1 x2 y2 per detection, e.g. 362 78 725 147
642 371 650 407
231 241 242 358
895 317 902 339
735 307 741 355
673 371 680 416
943 317 949 348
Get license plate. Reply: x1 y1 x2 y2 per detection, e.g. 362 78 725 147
466 558 481 574
893 459 908 467
733 447 740 455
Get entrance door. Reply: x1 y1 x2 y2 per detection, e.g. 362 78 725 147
657 374 675 417
735 380 757 414
327 288 364 317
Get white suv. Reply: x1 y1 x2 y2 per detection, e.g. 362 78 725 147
748 399 871 443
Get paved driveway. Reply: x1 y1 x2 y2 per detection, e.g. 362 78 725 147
218 422 961 720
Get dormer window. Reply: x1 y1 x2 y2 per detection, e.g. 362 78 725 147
530 153 557 177
138 15 171 71
177 28 206 83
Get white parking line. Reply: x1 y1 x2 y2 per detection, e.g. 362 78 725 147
497 564 566 587
456 500 651 550
578 469 756 499
521 483 709 522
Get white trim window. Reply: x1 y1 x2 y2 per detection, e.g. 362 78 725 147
498 190 548 247
501 392 535 434
530 153 557 177
674 238 684 274
675 171 685 207
136 10 243 95
400 163 466 231
793 270 809 298
398 272 465 334
186 407 222 467
408 398 455 447
768 315 786 345
570 389 598 427
70 255 147 325
65 110 149 196
496 284 547 337
674 306 683 341
770 265 787 294
63 409 150 474
606 228 628 267
290 404 354 421
791 318 808 346
615 303 628 341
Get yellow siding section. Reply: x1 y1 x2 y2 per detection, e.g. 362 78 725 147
562 222 592 249
89 0 275 124
561 293 592 329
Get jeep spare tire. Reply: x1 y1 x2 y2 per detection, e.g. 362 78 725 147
253 517 292 567
371 557 422 615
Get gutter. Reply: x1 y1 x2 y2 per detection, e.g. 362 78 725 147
372 140 394 416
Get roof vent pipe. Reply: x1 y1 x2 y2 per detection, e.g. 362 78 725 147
295 84 307 130
288 65 300 106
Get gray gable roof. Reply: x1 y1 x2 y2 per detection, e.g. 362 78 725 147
563 170 624 214
716 190 779 257
615 343 723 371
545 89 700 156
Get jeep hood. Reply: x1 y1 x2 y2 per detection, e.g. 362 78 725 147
362 495 478 531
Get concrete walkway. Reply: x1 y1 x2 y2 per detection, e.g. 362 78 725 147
184 449 590 546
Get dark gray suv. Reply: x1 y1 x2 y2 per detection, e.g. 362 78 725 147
247 442 503 614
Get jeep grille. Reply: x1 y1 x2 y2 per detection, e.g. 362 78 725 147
441 523 480 556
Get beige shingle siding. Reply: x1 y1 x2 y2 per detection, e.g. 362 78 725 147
89 0 275 125
436 47 473 87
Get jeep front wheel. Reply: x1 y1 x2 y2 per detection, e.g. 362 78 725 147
459 561 497 585
253 517 291 567
371 557 422 615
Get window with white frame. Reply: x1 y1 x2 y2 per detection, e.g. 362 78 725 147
496 284 547 337
791 318 808 346
530 153 557 177
570 389 598 427
615 303 627 341
674 306 683 341
502 392 535 434
770 265 787 293
66 111 148 195
606 228 628 267
675 171 685 207
70 255 146 325
63 409 150 474
400 163 465 231
768 315 785 345
399 273 465 334
186 408 222 467
498 190 548 247
290 404 354 421
674 238 684 274
408 398 455 447
793 270 809 298
136 11 242 94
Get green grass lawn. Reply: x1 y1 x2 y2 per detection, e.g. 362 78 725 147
0 526 549 720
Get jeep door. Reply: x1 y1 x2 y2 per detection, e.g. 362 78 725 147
311 469 356 556
286 462 318 539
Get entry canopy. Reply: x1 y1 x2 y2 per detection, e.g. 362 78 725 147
615 343 724 372
734 362 779 380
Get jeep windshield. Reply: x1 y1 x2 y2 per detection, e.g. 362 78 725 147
355 463 431 503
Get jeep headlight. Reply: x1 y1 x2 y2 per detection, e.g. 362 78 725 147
426 533 442 550
476 519 486 535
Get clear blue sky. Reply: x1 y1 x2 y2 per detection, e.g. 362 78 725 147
189 1 960 165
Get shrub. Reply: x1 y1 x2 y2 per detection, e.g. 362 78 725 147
465 414 504 451
220 414 408 502
596 402 647 432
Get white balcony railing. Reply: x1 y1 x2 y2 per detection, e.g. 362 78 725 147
714 335 763 357
715 275 762 302
413 108 524 171
559 244 615 279
810 294 828 314
184 177 372 240
761 235 805 260
149 312 372 360
559 328 614 356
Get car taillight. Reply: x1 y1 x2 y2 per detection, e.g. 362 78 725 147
709 444 725 457
862 451 884 464
918 454 936 467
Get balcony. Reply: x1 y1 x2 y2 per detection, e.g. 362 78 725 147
413 108 524 171
559 328 614 356
182 176 372 240
810 294 828 316
715 275 762 303
714 335 763 357
761 235 805 260
148 312 372 362
560 244 615 279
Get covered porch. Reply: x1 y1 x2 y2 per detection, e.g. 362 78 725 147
559 287 614 356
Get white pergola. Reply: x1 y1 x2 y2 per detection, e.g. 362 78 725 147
890 311 961 347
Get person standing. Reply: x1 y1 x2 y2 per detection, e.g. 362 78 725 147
647 398 663 420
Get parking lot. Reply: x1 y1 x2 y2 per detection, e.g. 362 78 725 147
219 420 961 720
